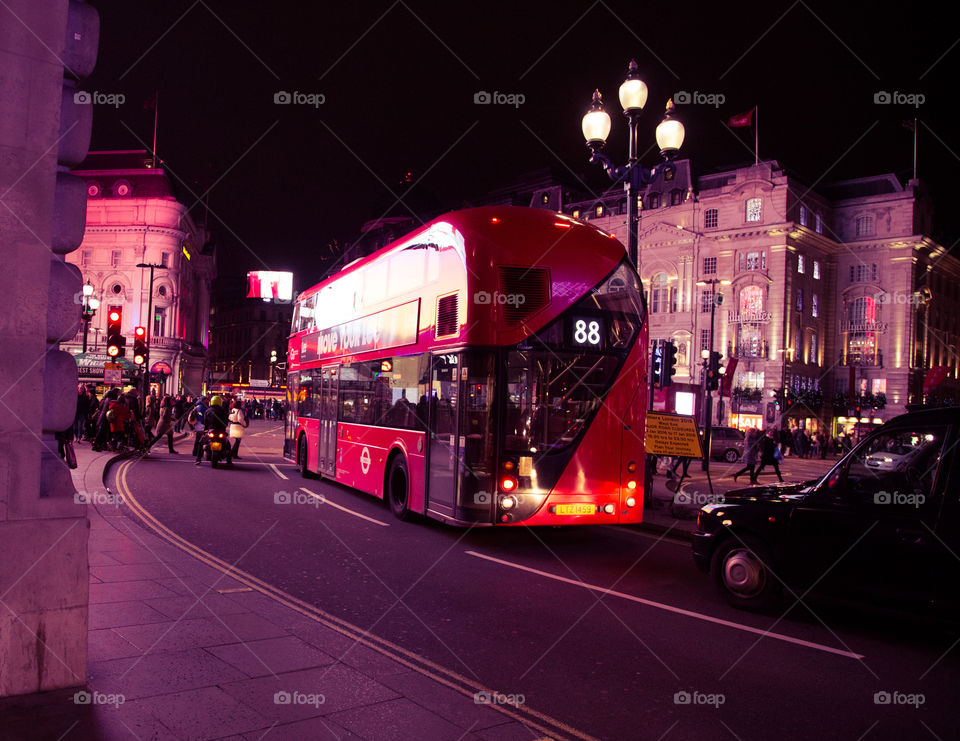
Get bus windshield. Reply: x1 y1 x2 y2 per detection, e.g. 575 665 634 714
504 261 643 454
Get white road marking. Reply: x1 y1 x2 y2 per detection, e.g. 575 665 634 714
299 487 390 527
464 550 865 660
269 463 289 480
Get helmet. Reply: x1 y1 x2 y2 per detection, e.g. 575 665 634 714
210 395 222 407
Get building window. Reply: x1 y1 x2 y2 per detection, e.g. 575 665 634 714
815 213 823 234
700 329 710 352
855 214 874 237
744 251 765 271
872 263 878 281
745 197 762 222
153 307 166 338
812 294 819 318
648 193 661 209
813 260 821 280
111 250 121 267
651 272 669 313
704 208 719 229
158 285 167 297
160 251 169 267
701 291 714 313
799 205 808 227
670 287 678 313
703 257 717 275
797 255 805 274
81 250 91 267
809 332 818 364
671 189 683 206
595 204 604 218
847 297 878 364
796 288 804 312
572 208 580 219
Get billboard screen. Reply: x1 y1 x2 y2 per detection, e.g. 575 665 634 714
246 271 293 301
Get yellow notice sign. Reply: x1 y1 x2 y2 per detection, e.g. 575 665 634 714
645 412 704 458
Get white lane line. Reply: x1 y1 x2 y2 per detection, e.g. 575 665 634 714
269 463 289 480
300 487 390 527
464 550 865 660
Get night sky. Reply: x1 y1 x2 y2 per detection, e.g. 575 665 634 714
84 1 958 286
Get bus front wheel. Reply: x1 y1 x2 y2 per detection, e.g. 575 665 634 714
387 455 412 521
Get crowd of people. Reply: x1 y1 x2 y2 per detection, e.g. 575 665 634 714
70 385 286 463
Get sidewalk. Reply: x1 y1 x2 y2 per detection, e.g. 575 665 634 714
0 444 542 740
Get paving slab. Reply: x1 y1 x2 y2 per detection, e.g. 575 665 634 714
205 635 338 678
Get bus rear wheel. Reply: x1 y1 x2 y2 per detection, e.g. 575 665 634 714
387 455 412 521
298 437 312 479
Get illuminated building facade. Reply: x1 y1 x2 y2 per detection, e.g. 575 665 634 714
566 160 958 435
63 150 215 395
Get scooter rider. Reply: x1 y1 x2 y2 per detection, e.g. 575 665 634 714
196 395 233 466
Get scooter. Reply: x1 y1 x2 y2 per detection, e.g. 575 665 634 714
205 430 230 468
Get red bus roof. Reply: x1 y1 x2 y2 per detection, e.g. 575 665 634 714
292 206 632 357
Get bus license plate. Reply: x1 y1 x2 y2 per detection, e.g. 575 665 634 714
555 503 595 516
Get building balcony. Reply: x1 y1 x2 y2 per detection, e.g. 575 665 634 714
841 351 883 367
730 343 769 360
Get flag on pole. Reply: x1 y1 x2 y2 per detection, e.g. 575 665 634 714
727 108 755 127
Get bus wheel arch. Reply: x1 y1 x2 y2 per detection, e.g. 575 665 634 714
386 450 413 521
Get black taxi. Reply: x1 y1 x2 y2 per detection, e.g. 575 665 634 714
692 407 960 615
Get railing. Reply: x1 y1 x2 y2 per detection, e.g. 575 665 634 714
841 351 883 367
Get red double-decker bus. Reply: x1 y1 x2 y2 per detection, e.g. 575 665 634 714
284 206 648 526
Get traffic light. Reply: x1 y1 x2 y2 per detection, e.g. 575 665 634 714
706 351 722 390
133 326 147 365
270 349 278 363
106 308 125 358
661 340 678 387
651 341 664 387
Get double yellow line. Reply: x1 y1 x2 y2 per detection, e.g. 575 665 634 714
113 460 595 741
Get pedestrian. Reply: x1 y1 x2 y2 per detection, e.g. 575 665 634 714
227 398 248 459
146 396 179 454
75 385 90 441
753 429 784 483
188 395 209 459
793 427 805 459
107 393 130 451
819 432 828 459
732 428 760 483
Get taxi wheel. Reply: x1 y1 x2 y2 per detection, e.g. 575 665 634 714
387 454 412 521
711 536 779 611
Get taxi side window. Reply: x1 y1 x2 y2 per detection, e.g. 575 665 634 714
838 425 948 512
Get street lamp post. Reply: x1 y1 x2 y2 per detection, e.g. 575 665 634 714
136 262 167 404
696 278 730 472
80 281 100 353
581 59 685 269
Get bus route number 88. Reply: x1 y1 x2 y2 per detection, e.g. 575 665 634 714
572 317 603 347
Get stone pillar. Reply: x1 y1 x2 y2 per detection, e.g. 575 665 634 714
0 0 99 696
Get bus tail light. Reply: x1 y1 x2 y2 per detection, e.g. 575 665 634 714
500 459 518 493
500 476 517 492
627 460 637 473
626 496 636 508
626 479 637 490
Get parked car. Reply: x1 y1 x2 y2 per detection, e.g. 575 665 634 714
692 407 960 617
708 426 745 463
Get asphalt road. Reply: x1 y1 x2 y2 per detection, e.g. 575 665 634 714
108 423 960 740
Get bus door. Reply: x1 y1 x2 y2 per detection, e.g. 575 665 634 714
283 372 299 460
427 353 460 517
318 367 338 476
426 351 496 523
